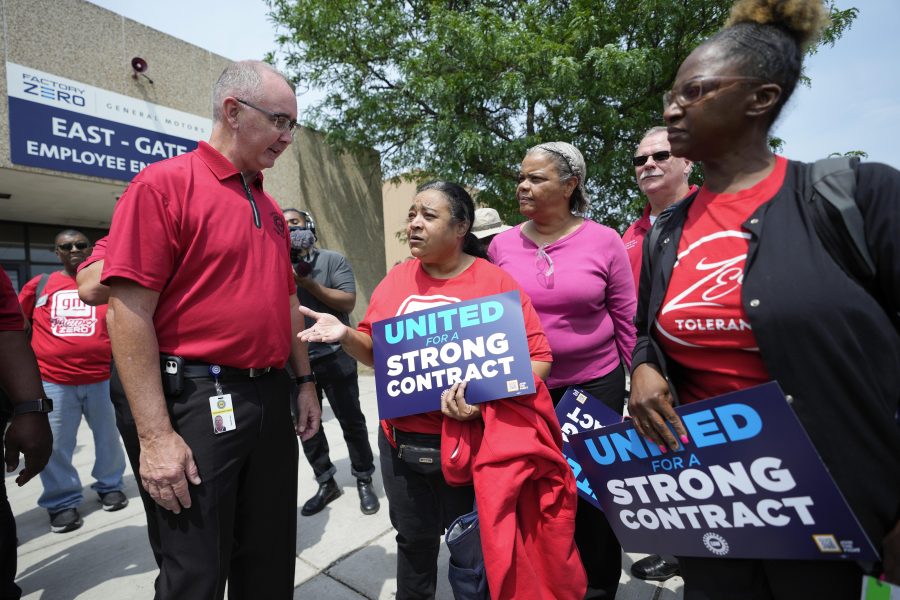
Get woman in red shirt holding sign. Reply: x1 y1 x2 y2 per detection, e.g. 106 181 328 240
630 0 900 597
299 181 586 599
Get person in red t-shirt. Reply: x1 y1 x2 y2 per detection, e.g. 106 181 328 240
18 230 127 534
630 0 900 596
1 269 52 600
622 126 696 288
299 181 586 599
101 60 320 599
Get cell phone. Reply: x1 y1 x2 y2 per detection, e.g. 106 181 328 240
160 355 185 397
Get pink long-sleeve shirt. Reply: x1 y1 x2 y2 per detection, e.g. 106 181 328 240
489 219 636 389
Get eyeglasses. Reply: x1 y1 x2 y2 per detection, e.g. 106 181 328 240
632 151 672 167
535 244 554 277
663 76 768 110
57 242 89 251
236 98 298 133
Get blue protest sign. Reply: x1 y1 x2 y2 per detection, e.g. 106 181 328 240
372 291 535 419
570 382 879 561
555 387 624 510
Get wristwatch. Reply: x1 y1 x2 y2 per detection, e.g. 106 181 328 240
13 398 53 415
295 373 317 386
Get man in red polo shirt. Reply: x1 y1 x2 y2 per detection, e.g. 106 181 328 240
621 127 693 582
102 60 320 599
622 126 695 287
1 269 52 600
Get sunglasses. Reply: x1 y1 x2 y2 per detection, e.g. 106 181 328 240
236 98 297 133
632 151 672 167
57 242 90 251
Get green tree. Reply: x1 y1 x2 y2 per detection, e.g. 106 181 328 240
268 0 856 231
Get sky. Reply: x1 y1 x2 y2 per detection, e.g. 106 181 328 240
88 0 899 169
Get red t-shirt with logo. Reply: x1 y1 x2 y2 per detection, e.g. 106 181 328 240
359 257 552 435
19 271 111 385
101 141 296 368
656 157 787 403
0 270 24 331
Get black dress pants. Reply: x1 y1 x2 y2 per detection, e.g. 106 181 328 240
550 364 627 600
135 368 299 600
379 428 474 600
301 350 375 481
0 416 22 600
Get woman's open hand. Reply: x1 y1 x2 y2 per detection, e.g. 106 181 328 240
297 305 348 344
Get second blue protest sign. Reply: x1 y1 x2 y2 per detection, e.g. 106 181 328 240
569 382 878 561
372 291 535 419
555 387 624 510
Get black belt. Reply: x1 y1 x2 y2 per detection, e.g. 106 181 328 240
182 362 275 379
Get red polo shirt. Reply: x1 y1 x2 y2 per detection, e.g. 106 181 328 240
0 270 24 331
622 204 653 288
102 141 296 369
77 235 108 273
622 186 699 288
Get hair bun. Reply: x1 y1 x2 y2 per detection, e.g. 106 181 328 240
726 0 829 48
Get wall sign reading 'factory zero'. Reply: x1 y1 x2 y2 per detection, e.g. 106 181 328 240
555 387 624 511
6 62 209 181
569 382 879 561
372 291 535 420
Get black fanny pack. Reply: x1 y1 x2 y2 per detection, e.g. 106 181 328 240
394 429 442 475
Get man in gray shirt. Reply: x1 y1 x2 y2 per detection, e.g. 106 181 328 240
284 208 379 516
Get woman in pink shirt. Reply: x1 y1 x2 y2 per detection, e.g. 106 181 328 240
489 141 636 598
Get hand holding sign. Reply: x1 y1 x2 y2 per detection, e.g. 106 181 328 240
629 363 688 452
440 381 482 422
298 305 348 344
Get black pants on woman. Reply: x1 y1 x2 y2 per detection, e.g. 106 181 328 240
550 363 626 600
379 428 475 600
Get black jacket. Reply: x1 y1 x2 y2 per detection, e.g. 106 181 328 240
633 160 900 549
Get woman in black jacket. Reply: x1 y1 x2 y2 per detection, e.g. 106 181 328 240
628 0 900 597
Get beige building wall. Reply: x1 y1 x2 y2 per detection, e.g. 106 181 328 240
381 178 418 270
0 0 384 321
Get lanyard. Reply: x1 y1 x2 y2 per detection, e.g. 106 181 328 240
209 364 224 396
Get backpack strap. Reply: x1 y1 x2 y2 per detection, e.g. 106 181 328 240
807 157 900 330
34 273 50 300
807 156 875 282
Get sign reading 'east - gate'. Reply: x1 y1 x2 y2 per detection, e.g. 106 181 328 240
6 62 209 181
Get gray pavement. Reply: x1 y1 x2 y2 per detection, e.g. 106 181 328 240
7 374 684 599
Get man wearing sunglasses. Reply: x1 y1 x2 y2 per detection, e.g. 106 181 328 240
101 60 320 599
622 126 696 287
621 128 694 582
17 230 128 535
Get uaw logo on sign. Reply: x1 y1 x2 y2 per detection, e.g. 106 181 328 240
50 290 96 337
5 62 210 181
372 291 536 420
569 382 879 561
